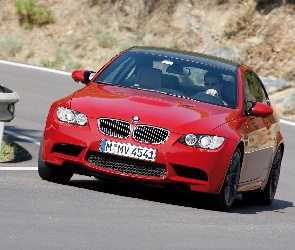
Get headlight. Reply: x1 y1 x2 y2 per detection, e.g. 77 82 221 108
180 134 225 149
57 106 88 125
184 134 198 146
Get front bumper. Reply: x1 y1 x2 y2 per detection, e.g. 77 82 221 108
42 115 238 194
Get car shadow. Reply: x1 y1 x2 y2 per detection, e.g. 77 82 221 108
68 178 206 209
4 125 42 141
67 178 294 213
229 195 294 214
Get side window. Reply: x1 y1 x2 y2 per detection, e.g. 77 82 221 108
244 71 268 104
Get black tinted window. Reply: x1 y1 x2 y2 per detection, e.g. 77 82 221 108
244 71 268 104
94 51 238 108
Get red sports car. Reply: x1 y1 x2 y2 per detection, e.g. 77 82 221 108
38 47 284 211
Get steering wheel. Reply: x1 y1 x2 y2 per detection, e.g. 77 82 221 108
190 92 224 106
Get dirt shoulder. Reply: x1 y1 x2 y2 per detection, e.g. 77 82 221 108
0 1 294 79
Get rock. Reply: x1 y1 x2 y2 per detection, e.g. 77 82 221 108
259 76 294 94
270 88 295 119
204 44 244 64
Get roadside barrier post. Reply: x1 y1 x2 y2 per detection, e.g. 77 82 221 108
0 85 19 151
0 122 4 151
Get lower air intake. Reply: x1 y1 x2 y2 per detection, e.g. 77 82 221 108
87 151 166 178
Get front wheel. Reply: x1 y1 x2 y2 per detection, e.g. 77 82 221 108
38 139 73 184
210 148 242 211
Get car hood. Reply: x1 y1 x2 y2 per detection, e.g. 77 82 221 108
70 84 240 134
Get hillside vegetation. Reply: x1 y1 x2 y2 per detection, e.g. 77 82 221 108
0 0 294 83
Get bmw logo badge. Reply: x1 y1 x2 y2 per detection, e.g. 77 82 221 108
132 116 140 122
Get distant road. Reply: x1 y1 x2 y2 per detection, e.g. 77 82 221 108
1 60 295 249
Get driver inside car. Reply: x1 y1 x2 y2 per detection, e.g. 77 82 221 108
203 71 228 106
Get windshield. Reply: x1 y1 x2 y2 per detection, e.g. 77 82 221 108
94 50 238 108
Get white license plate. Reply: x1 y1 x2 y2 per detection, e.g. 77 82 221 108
99 139 156 161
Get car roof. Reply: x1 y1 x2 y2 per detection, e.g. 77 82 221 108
128 46 240 73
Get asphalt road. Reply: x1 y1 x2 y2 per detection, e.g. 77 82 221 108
0 61 295 250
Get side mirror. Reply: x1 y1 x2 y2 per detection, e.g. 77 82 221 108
72 70 95 84
246 100 273 118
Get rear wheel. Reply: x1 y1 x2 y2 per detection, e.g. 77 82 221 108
211 148 242 211
243 147 282 205
38 140 73 184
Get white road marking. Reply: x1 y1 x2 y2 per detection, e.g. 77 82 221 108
0 167 37 170
280 119 295 127
0 60 71 76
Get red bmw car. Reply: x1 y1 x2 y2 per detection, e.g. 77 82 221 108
38 47 284 211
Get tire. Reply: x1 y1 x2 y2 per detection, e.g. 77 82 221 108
242 147 282 205
38 139 73 184
210 148 242 211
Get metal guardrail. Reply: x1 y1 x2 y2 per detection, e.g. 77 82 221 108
0 85 19 150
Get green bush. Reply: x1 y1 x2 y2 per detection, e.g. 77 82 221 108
26 48 35 59
0 135 17 162
55 46 82 71
97 32 117 48
14 0 55 29
95 27 118 48
41 59 56 68
41 46 81 71
0 36 22 59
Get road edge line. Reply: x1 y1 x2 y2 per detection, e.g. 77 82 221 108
280 119 295 127
0 60 71 76
0 167 38 170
